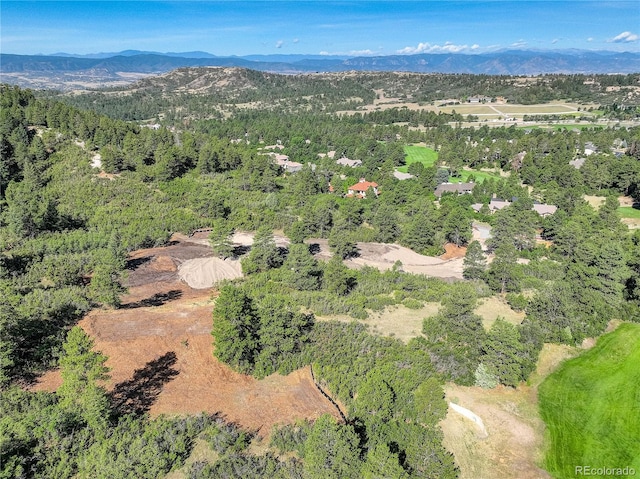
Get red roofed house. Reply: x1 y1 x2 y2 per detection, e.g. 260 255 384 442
347 178 379 198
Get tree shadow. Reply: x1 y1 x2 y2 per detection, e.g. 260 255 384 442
125 256 152 270
120 289 183 309
232 245 251 256
110 351 179 416
308 243 321 255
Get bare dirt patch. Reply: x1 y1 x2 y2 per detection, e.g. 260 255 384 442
178 257 242 289
31 236 340 436
306 238 464 280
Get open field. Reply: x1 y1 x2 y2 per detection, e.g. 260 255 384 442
475 296 526 330
439 105 500 115
396 145 438 173
317 293 524 342
497 104 578 114
316 303 441 343
538 323 640 478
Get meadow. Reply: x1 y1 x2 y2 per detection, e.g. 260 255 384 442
538 323 640 478
397 145 439 172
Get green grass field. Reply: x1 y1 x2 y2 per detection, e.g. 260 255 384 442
618 207 640 219
397 145 438 173
538 323 640 478
449 170 502 183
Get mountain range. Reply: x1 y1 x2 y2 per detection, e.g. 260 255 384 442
1 50 638 91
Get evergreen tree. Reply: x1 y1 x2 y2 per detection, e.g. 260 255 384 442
361 443 408 479
211 286 259 374
209 220 235 259
254 296 314 377
283 243 322 291
323 255 355 295
482 318 525 387
241 226 283 274
303 414 362 479
328 228 358 259
422 283 486 385
57 326 110 431
372 204 400 243
463 240 487 280
486 242 522 293
443 205 472 247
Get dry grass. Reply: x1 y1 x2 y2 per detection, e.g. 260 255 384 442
498 104 577 114
584 195 606 209
475 296 525 330
439 332 604 479
165 438 220 479
441 383 550 479
316 303 440 343
438 105 499 115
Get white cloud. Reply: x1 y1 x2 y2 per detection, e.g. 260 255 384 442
551 38 559 45
349 49 376 56
275 40 284 49
396 42 480 54
319 48 379 56
292 38 299 44
510 40 528 48
610 31 639 43
587 37 594 42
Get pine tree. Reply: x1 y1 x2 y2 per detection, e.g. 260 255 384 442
211 286 259 374
241 226 283 274
323 254 355 295
361 443 408 479
303 414 362 479
463 240 487 280
209 220 235 259
57 326 110 431
283 243 322 291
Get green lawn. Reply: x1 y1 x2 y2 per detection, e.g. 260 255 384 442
618 207 640 219
397 145 438 173
538 323 640 478
449 170 502 183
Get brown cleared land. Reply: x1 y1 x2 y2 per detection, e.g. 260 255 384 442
30 236 340 436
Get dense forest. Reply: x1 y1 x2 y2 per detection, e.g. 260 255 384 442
1 69 639 478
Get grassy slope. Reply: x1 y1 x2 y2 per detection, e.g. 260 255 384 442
398 145 502 183
397 145 438 172
618 207 640 219
538 323 640 478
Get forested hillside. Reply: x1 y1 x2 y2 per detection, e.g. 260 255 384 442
44 69 640 123
1 70 639 477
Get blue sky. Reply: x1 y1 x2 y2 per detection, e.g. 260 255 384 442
1 1 638 56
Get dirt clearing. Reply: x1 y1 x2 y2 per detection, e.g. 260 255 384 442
31 236 340 435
